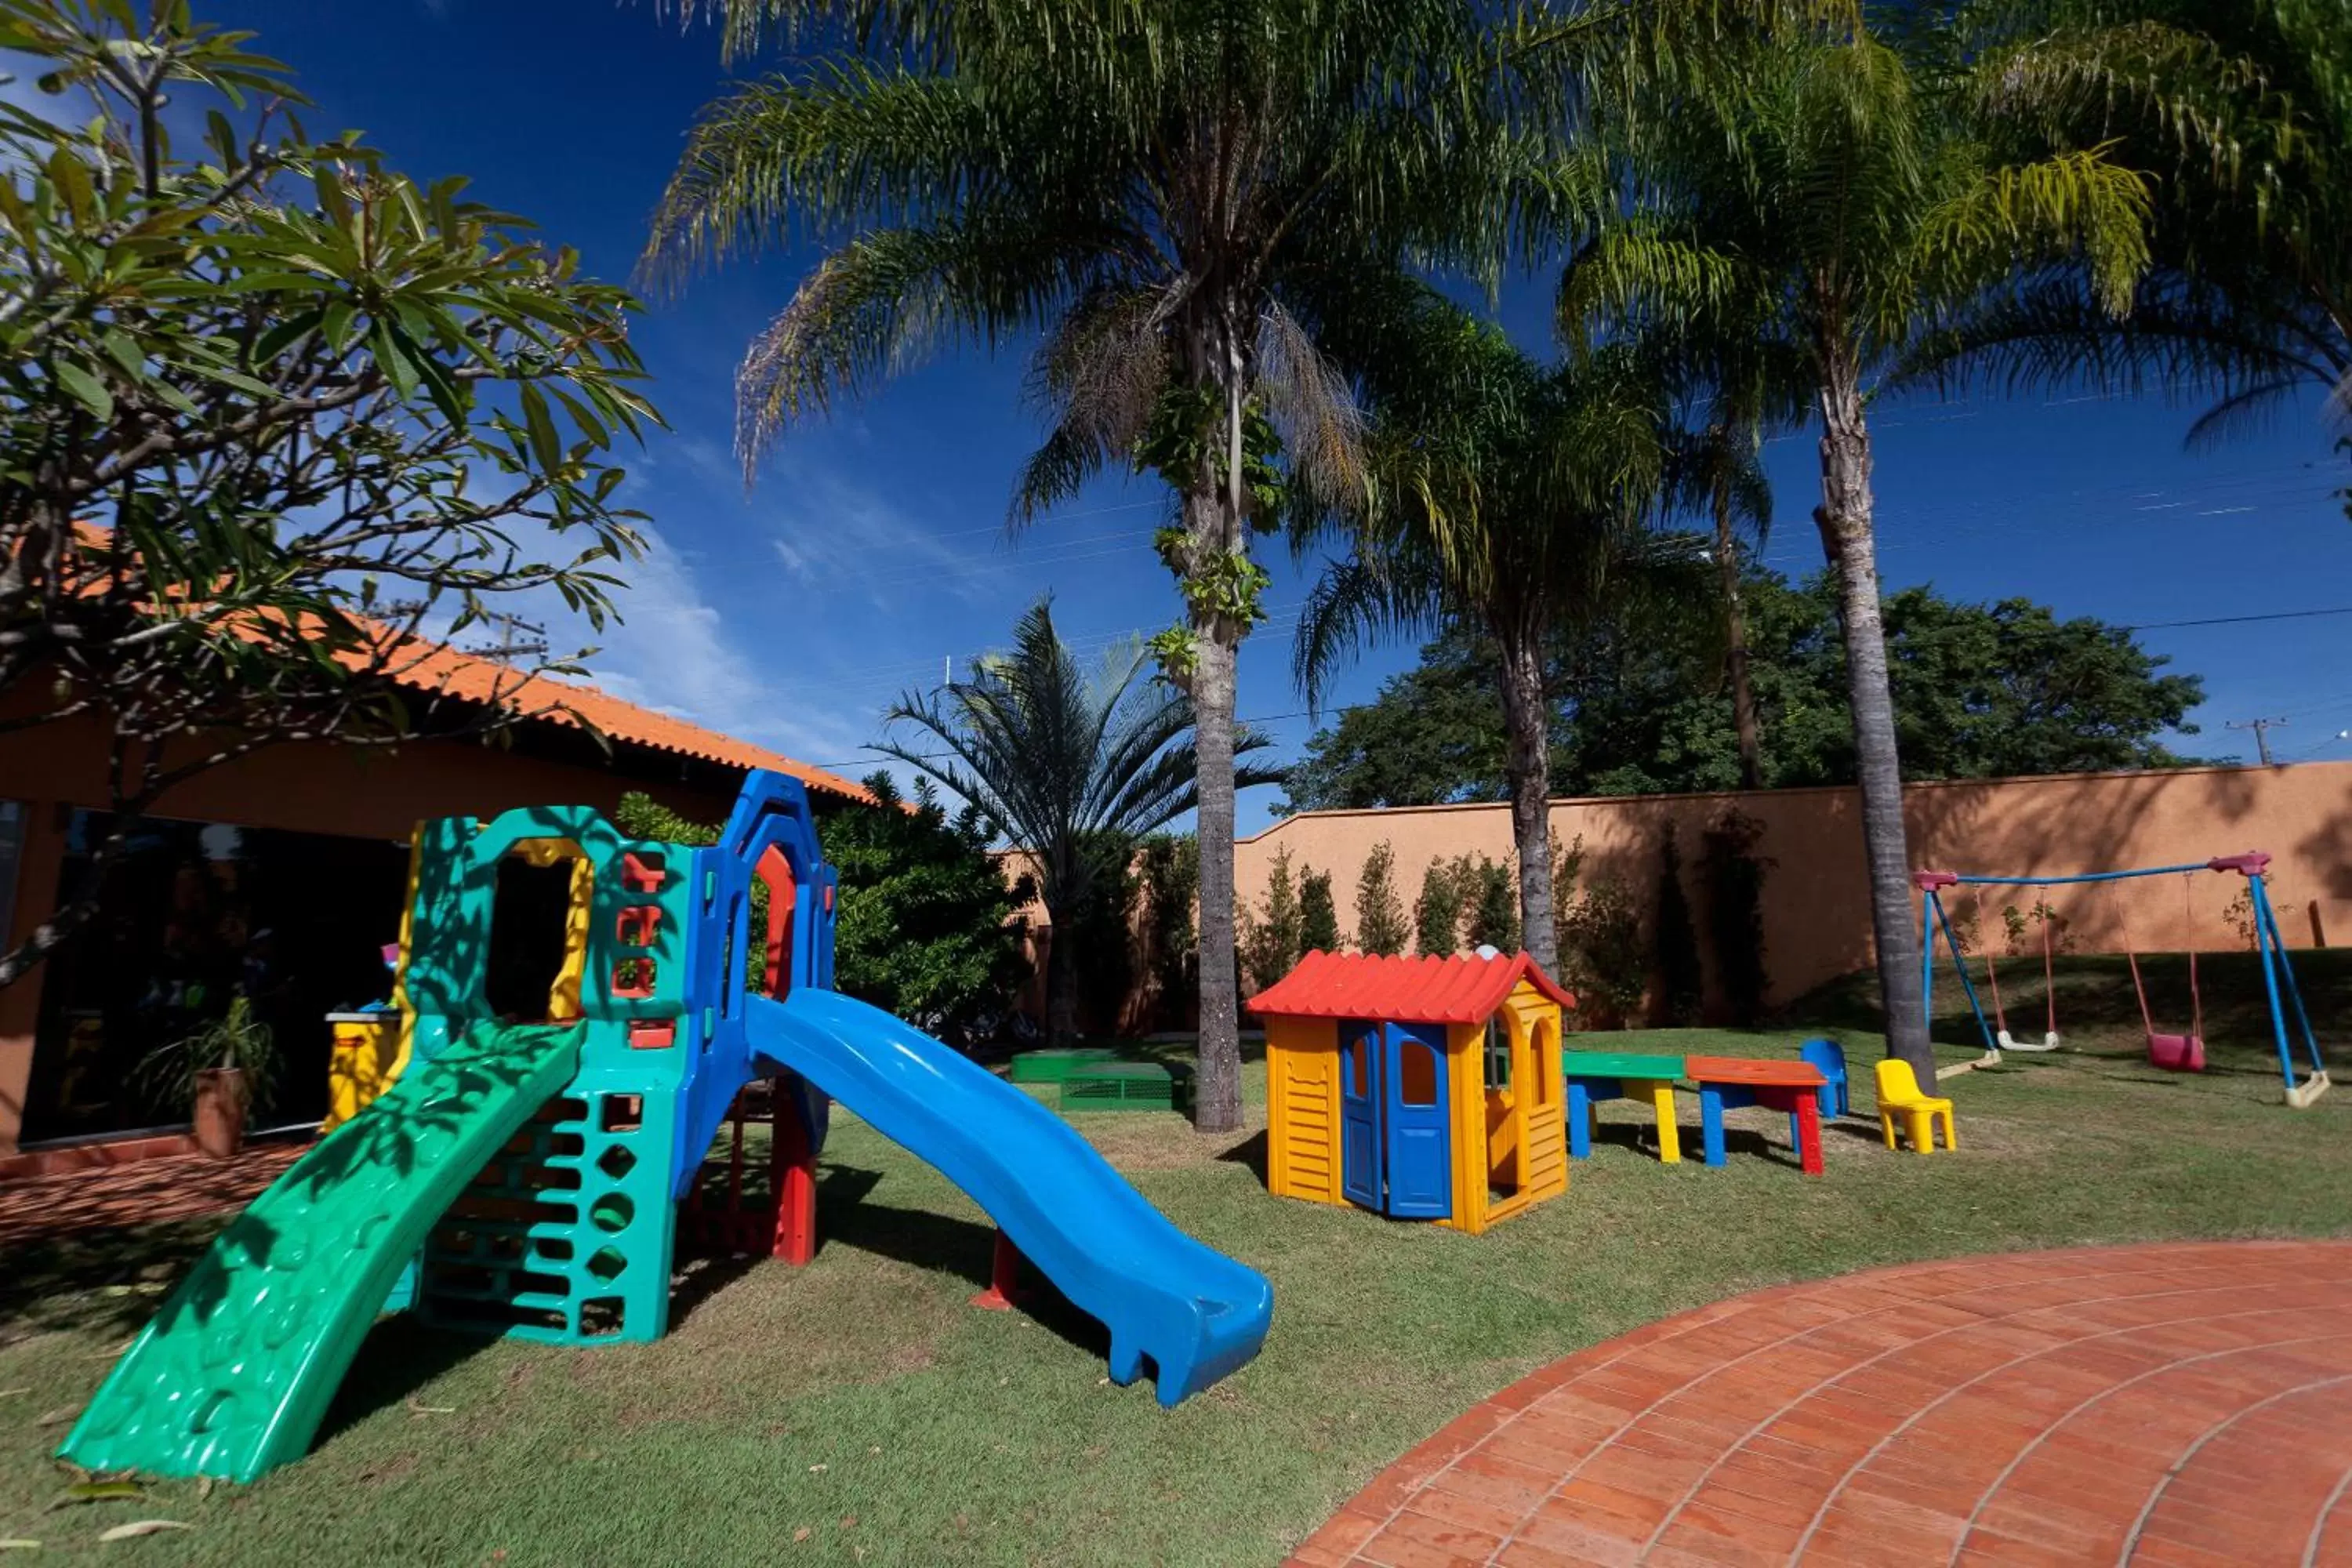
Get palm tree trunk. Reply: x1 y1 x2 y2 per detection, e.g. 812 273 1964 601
1189 317 1249 1137
1496 627 1558 972
1813 345 1933 1085
1192 589 1243 1133
1713 456 1762 793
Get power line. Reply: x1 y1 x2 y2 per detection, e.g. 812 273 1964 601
2122 604 2352 632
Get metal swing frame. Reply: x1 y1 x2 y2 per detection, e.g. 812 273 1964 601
1911 854 2330 1108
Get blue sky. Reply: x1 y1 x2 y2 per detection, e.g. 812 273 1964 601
199 0 2352 829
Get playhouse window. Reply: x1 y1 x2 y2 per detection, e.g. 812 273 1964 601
1530 1017 1555 1103
1483 1017 1511 1088
1399 1040 1439 1107
1348 1035 1369 1098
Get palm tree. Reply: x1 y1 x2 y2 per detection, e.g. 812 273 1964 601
1559 24 2154 1082
1920 2 2352 478
637 0 1508 1134
1293 281 1709 973
1659 327 1810 792
877 600 1280 1046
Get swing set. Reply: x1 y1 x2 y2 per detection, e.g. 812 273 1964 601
1912 852 2331 1109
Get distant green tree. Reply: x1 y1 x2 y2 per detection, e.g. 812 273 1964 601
1354 842 1410 958
1464 858 1520 954
875 599 1279 1044
1287 571 2205 807
1239 848 1307 994
1299 867 1342 955
1416 858 1461 958
819 775 1035 1029
1135 835 1199 1030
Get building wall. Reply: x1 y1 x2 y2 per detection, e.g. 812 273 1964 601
1237 763 2351 1014
1008 763 2352 1030
0 713 746 1156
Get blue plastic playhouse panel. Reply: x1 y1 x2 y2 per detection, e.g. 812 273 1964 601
1338 1020 1381 1210
1382 1022 1451 1219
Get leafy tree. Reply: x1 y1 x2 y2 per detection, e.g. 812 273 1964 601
0 0 656 985
639 0 1515 1136
1280 624 1515 813
1287 569 2203 803
1065 850 1141 1036
1239 847 1307 995
617 775 1033 1026
818 775 1034 1029
1299 866 1341 955
1354 841 1410 957
1134 834 1199 1030
1561 20 2156 1083
1415 858 1461 958
1926 1 2352 504
873 598 1278 1046
1560 877 1646 1027
1294 281 1708 975
1463 856 1520 953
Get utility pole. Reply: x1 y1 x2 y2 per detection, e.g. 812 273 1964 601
2228 715 2290 765
466 612 548 667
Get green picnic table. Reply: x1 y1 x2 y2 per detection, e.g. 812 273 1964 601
1559 1049 1686 1163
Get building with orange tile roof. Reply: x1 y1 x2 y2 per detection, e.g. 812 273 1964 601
0 637 875 1164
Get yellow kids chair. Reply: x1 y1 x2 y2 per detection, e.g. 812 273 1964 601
1874 1058 1957 1153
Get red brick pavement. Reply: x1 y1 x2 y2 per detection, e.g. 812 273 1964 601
0 1142 306 1247
1287 1241 2352 1568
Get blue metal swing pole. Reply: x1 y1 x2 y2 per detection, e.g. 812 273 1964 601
2247 874 2299 1097
2252 877 2323 1079
1926 891 1998 1056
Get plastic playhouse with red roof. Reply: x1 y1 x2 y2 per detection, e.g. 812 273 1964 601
1247 950 1576 1232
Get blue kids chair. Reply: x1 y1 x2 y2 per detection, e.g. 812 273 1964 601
1798 1038 1850 1119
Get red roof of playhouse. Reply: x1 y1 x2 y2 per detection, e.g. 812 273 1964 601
1247 950 1575 1025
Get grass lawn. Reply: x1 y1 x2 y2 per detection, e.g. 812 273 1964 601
4 956 2350 1565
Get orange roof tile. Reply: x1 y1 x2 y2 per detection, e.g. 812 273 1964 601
1246 949 1575 1025
47 524 876 804
382 640 876 804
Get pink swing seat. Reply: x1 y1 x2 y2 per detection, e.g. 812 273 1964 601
2147 1031 2205 1073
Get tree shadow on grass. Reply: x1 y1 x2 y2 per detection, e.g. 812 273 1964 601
0 1218 230 1351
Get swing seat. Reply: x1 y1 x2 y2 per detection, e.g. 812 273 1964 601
2288 1071 2331 1110
1996 1029 2062 1054
2147 1031 2205 1073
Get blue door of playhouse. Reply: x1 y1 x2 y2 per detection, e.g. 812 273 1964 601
1382 1022 1451 1219
1338 1021 1381 1210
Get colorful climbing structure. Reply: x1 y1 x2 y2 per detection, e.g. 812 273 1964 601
61 771 1271 1483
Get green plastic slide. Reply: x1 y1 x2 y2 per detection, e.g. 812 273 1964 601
60 1022 582 1482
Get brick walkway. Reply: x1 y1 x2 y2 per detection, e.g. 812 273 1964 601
1290 1240 2352 1567
0 1142 305 1248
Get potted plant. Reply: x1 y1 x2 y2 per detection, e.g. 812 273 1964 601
137 996 280 1160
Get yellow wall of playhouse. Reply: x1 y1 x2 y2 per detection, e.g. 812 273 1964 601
1265 1016 1342 1205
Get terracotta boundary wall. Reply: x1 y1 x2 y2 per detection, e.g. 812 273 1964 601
1232 762 2352 1014
1007 763 2352 1029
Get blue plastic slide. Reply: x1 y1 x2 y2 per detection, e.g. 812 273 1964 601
745 990 1272 1403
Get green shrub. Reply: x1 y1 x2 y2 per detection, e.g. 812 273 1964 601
1300 866 1341 953
1355 842 1410 956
